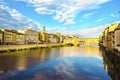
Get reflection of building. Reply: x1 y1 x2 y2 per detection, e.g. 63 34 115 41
18 28 39 44
102 49 120 80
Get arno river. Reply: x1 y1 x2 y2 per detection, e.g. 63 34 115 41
0 46 115 80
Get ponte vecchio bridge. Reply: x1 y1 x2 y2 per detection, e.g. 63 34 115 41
64 38 99 47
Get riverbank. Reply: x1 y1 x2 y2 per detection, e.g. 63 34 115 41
0 44 64 53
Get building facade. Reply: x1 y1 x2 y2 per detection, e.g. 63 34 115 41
99 22 120 55
99 33 103 46
115 23 120 52
0 29 25 45
39 26 47 43
16 32 24 45
79 38 99 47
63 36 80 46
18 28 39 44
10 30 17 45
0 30 3 45
50 34 58 43
1 29 13 45
108 23 118 50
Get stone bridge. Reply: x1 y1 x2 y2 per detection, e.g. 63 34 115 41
64 38 99 47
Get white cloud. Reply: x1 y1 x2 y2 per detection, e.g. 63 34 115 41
96 18 105 22
110 13 118 18
0 4 41 30
63 18 75 25
83 12 94 18
16 0 110 25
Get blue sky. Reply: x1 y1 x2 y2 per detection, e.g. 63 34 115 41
0 0 120 37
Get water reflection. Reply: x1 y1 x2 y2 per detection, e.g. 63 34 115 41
0 47 112 80
102 49 120 80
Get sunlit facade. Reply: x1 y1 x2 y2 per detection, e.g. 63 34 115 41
99 33 103 46
79 38 99 47
16 32 24 45
0 30 3 45
39 26 48 43
0 29 25 45
18 28 39 44
1 29 13 45
99 22 120 53
115 23 120 52
9 30 17 45
64 36 80 46
39 26 62 44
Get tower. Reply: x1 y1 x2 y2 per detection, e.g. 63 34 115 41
42 26 45 33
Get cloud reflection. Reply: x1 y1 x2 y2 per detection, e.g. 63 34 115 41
0 57 111 80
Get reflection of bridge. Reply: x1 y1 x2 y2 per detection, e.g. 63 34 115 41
64 38 99 47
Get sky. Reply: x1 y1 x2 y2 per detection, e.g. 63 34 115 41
0 0 120 37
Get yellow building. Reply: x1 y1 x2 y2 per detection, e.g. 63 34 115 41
45 33 52 43
39 32 46 43
48 34 56 43
16 32 24 45
47 33 59 43
42 26 45 33
60 35 65 43
9 30 17 44
79 38 99 47
0 30 3 45
115 23 120 52
64 36 73 44
55 33 61 43
99 33 103 46
39 26 59 43
18 28 39 44
39 32 60 44
99 22 120 51
0 29 25 45
63 36 80 46
107 23 119 49
1 29 13 45
103 27 109 47
39 26 47 43
39 26 65 44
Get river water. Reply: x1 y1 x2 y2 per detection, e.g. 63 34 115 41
0 47 112 80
